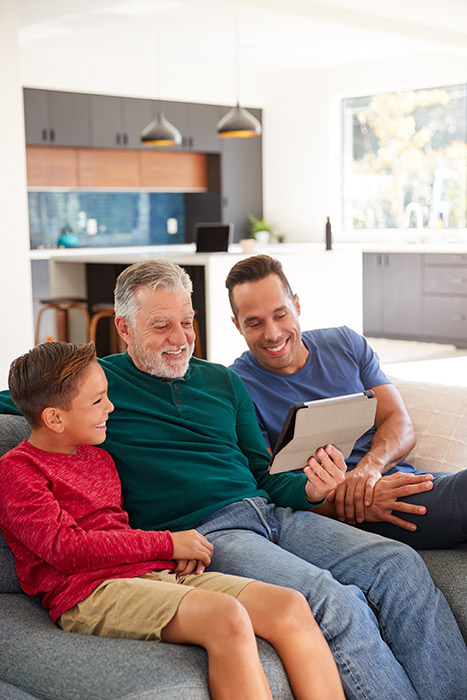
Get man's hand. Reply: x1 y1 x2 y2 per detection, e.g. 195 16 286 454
171 530 213 575
304 444 346 503
332 463 383 524
363 472 434 531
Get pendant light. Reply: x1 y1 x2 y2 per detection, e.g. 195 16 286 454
141 35 182 147
217 17 262 139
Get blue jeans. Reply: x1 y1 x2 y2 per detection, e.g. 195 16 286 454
357 470 467 548
197 497 467 700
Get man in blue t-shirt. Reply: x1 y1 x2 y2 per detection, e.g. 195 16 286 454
226 254 467 549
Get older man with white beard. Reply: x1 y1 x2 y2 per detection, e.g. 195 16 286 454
1 258 466 700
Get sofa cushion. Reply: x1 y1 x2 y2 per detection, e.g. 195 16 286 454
0 595 294 700
0 531 22 594
391 377 467 473
420 543 467 642
0 415 29 459
0 416 30 594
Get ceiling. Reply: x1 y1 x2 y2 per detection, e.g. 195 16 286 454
18 0 467 82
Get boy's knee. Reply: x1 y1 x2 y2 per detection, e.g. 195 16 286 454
209 593 253 641
270 587 315 633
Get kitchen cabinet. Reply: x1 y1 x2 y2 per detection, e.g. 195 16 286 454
187 103 222 152
90 95 153 149
363 253 422 338
421 254 467 346
26 146 79 187
156 102 221 153
25 145 208 191
220 107 263 240
78 149 141 188
24 89 91 147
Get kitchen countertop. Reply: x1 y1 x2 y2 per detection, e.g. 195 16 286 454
29 240 467 261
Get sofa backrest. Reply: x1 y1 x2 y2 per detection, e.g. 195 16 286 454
0 415 30 594
391 377 467 474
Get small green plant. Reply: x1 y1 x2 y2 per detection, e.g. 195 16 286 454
247 213 274 239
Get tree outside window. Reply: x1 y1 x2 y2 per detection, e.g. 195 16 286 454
342 84 467 230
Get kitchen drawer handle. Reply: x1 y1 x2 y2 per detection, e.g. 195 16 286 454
451 277 467 285
451 314 466 322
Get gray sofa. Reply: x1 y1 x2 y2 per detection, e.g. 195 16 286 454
1 376 467 699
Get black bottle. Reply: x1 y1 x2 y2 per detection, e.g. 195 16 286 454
325 216 332 251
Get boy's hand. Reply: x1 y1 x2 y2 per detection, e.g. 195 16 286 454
171 530 213 571
174 559 206 575
304 444 346 503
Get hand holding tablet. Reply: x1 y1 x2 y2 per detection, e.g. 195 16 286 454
303 444 348 503
269 391 377 475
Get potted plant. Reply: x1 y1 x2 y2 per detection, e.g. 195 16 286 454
247 213 274 244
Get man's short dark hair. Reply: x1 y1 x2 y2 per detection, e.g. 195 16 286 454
225 255 294 318
8 341 97 428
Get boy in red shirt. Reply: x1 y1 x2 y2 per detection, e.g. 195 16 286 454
0 341 344 700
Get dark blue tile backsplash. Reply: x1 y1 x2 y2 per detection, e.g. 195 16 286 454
28 191 186 248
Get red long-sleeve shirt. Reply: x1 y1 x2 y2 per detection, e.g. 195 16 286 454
0 440 175 622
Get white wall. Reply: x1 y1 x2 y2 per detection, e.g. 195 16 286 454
262 50 467 243
0 1 33 387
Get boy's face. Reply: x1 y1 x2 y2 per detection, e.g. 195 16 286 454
59 362 114 450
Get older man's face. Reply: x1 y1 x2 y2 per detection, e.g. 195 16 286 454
123 286 195 379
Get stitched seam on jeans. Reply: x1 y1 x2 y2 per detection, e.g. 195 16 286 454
242 497 274 539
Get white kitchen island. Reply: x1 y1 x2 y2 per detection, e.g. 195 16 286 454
31 243 363 366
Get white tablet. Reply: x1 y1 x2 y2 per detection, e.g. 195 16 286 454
268 391 377 475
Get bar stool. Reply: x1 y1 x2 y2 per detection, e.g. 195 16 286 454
35 298 90 345
89 304 126 356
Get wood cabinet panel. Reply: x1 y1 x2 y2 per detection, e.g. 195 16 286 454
26 146 208 191
26 146 79 187
140 151 207 190
77 149 140 188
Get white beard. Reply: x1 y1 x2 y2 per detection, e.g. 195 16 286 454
133 340 194 380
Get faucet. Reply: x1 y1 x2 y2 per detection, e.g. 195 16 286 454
402 202 424 243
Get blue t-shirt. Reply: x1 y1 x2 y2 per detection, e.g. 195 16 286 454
230 326 416 475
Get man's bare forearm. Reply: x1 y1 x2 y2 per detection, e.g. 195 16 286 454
358 412 415 475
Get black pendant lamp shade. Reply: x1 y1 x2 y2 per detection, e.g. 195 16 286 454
141 109 182 146
217 103 262 138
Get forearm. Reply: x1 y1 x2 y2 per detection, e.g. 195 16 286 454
358 415 415 475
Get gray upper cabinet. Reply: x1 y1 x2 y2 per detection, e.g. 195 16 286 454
188 103 221 152
220 107 263 240
24 88 91 147
363 253 421 338
90 95 153 149
156 101 221 152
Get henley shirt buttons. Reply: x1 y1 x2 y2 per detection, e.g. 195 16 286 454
177 400 182 405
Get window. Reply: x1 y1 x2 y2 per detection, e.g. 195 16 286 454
342 84 467 230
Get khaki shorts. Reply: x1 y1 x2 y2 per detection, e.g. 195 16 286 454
58 570 254 642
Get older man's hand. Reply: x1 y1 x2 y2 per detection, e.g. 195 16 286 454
304 444 347 503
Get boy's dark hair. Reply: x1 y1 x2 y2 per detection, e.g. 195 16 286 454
225 255 295 318
8 342 97 428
